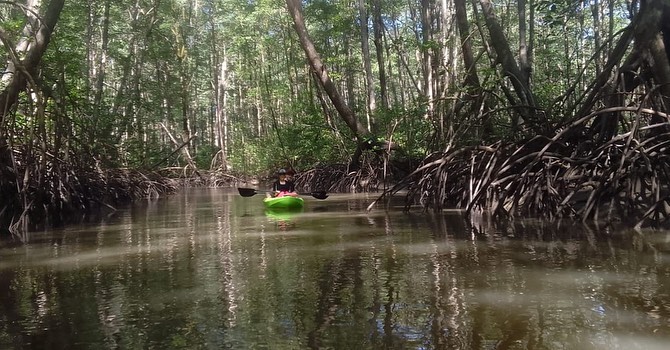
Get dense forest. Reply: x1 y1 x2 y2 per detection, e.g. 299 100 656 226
1 0 669 235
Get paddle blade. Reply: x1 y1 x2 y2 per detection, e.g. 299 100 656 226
311 191 328 200
238 188 258 197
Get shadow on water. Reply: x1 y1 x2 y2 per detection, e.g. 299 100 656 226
1 189 670 349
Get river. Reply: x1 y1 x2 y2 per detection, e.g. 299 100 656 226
1 188 669 349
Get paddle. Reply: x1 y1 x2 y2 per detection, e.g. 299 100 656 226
237 187 328 200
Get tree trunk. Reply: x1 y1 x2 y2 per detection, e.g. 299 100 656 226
287 0 398 170
583 0 670 142
528 0 535 86
517 0 530 86
438 0 453 141
454 0 492 137
0 0 65 125
454 0 480 90
359 0 376 132
210 15 228 170
285 0 366 138
128 0 145 164
372 0 388 110
478 0 537 132
93 0 111 115
647 3 670 103
420 0 435 121
591 0 603 76
0 0 65 231
344 36 356 111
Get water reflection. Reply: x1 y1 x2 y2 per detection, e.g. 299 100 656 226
1 189 670 349
265 208 303 231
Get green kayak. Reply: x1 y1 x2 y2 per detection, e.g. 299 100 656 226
263 195 305 209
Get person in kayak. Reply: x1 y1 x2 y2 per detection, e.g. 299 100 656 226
269 168 298 197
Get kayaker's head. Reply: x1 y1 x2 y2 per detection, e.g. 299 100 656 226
277 168 287 179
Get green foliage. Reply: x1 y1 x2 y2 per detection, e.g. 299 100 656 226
228 138 267 175
193 143 219 169
371 105 433 158
0 0 640 180
120 135 166 169
0 18 24 35
279 119 344 167
228 114 348 175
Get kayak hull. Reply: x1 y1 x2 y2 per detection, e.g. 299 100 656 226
263 196 305 209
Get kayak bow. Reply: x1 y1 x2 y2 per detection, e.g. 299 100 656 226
263 195 305 209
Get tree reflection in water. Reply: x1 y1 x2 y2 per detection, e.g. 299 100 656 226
1 190 669 349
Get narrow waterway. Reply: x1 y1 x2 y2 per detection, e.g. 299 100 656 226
1 188 669 349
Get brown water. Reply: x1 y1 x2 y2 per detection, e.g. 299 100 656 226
1 188 669 349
